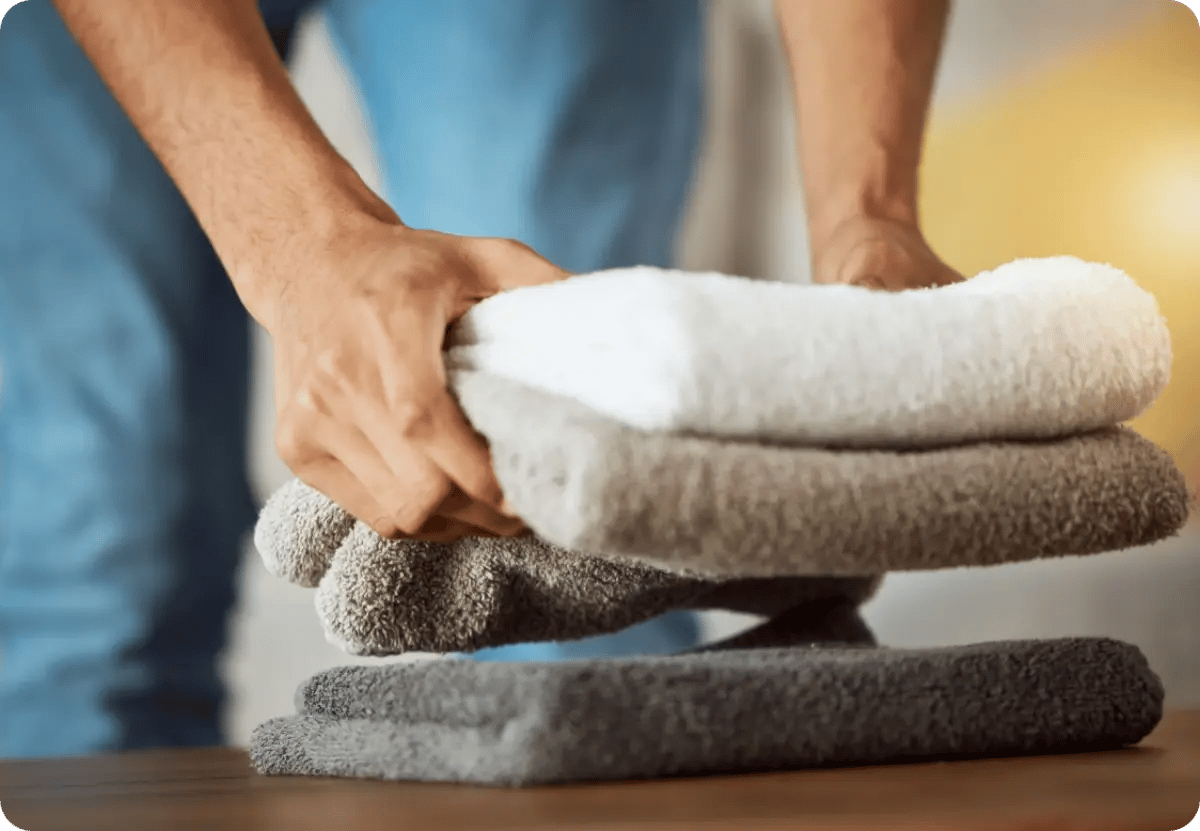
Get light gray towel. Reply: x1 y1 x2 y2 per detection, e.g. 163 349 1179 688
453 372 1189 575
250 637 1163 786
256 374 1189 655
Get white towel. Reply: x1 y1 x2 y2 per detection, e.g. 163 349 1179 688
447 256 1170 448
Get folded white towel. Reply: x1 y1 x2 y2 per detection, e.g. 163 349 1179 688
447 256 1170 447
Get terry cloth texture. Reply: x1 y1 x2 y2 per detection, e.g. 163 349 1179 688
257 476 880 656
453 373 1188 576
256 375 1189 655
249 637 1164 786
448 256 1172 448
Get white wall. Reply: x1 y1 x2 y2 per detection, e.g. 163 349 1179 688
222 0 1198 745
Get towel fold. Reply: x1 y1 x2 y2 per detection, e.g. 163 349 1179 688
257 476 880 656
250 636 1164 786
449 256 1171 447
457 373 1188 575
252 265 1181 786
256 374 1187 655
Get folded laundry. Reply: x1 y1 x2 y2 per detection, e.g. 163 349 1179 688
448 256 1171 448
257 477 879 655
253 263 1186 787
256 374 1188 656
457 373 1188 576
250 636 1163 786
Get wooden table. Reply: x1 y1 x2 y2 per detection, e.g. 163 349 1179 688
3 712 1198 831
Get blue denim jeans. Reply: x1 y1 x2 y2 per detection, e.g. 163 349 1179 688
0 0 703 757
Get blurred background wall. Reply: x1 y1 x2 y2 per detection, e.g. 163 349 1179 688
222 0 1200 744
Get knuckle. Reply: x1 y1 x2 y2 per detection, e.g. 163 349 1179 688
391 477 452 535
392 511 429 537
273 418 308 465
393 399 438 441
312 348 343 378
466 479 504 510
469 236 530 270
293 386 322 417
454 463 503 506
369 518 402 539
295 373 338 417
476 235 519 254
496 236 531 256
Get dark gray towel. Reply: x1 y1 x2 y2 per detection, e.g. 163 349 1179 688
250 636 1163 786
267 490 879 654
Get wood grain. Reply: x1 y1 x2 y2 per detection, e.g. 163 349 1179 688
3 711 1198 831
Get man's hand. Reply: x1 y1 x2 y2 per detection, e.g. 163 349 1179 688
810 215 963 290
49 0 572 541
268 220 569 542
775 0 958 293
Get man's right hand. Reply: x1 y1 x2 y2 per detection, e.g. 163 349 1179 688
48 0 571 540
266 219 569 542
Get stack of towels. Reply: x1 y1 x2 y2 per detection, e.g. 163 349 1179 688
251 256 1190 786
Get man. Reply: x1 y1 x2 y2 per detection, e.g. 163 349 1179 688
0 0 960 757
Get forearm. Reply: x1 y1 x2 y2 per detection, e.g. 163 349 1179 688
775 0 950 249
51 0 396 326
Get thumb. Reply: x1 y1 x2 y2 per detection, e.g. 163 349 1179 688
473 237 572 290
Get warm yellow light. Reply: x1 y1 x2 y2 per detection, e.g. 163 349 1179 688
1128 138 1200 267
920 0 1200 489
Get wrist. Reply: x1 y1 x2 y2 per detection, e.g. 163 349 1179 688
807 199 920 261
802 145 922 252
808 214 957 289
224 165 403 330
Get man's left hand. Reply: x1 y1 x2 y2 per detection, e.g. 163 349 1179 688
810 215 963 291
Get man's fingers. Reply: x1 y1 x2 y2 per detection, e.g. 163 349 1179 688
293 450 496 543
411 515 498 544
404 388 515 514
470 237 571 290
291 454 402 538
350 382 525 535
283 382 514 539
294 459 493 543
304 411 454 536
436 487 527 537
